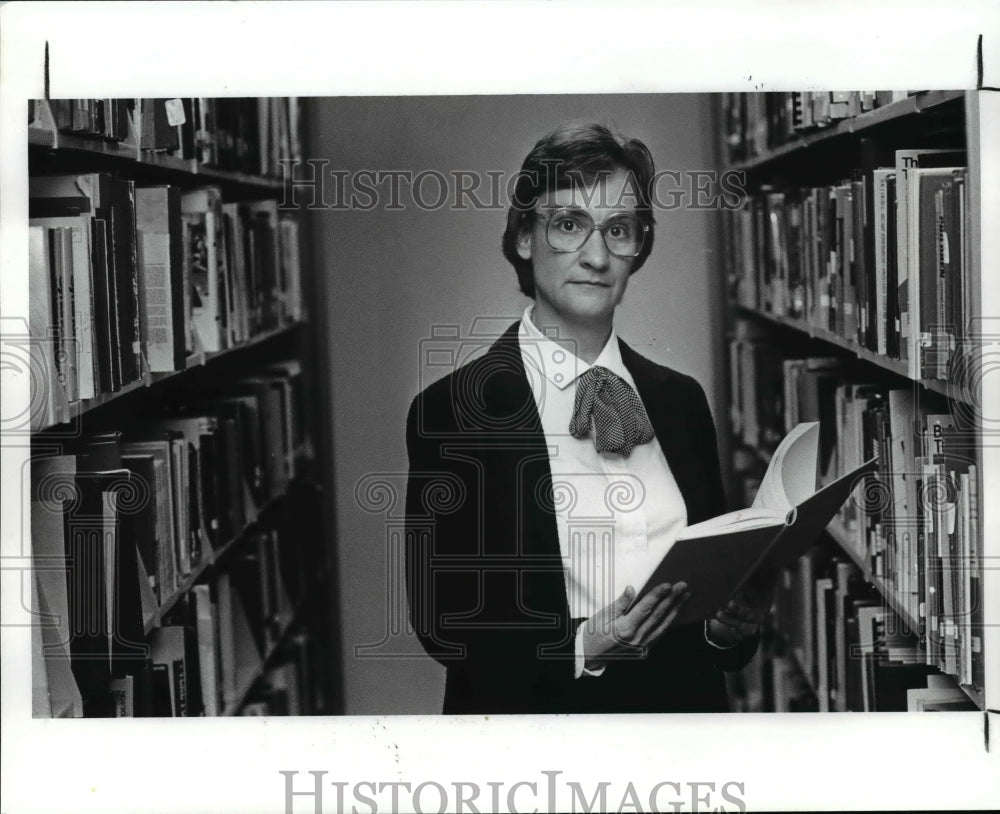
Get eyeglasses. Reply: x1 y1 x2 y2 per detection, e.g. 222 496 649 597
535 207 648 258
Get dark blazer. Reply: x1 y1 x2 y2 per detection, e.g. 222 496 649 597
404 320 757 714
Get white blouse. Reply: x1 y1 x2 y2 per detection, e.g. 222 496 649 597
518 307 691 675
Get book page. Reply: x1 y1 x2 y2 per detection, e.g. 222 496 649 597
752 422 820 511
676 507 785 541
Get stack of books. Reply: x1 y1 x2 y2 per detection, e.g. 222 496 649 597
30 97 303 178
722 91 915 163
28 175 304 428
725 146 970 382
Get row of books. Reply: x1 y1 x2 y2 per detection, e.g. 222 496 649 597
27 370 309 717
30 469 317 718
109 531 300 718
240 633 319 717
725 147 970 381
830 381 981 688
771 551 975 712
31 98 303 178
728 327 787 457
730 335 983 691
766 653 819 712
36 98 135 143
28 173 303 428
722 91 916 164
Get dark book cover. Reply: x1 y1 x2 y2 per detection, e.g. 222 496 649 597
917 171 961 380
254 531 280 649
850 177 866 347
141 99 180 152
150 662 173 716
155 99 180 152
221 203 239 346
119 453 160 604
885 175 899 358
65 463 148 715
833 184 850 339
115 178 141 383
872 660 938 711
229 551 267 655
163 595 205 717
150 625 191 716
76 436 149 680
290 632 313 714
823 187 837 332
253 208 278 331
197 98 217 165
185 441 204 568
858 138 896 351
896 149 966 370
195 422 221 549
843 593 881 712
130 661 157 717
219 416 242 539
244 98 260 176
88 216 117 392
100 208 126 390
180 98 197 159
46 228 70 397
115 99 134 142
941 170 966 376
165 185 187 367
754 193 771 313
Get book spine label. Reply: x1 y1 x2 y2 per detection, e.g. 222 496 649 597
136 228 176 372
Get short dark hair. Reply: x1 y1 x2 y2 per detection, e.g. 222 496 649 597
501 120 657 298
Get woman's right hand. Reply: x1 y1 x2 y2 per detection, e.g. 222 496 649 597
580 582 689 672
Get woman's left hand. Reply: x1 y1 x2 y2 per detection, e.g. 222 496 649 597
706 570 777 648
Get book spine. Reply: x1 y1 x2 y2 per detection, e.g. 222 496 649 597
68 221 96 400
216 573 237 707
193 585 219 716
52 227 80 403
874 172 889 355
135 188 178 373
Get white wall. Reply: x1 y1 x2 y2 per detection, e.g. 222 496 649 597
306 94 724 714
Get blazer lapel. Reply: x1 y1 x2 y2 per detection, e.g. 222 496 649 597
619 340 711 524
479 321 546 435
479 322 569 619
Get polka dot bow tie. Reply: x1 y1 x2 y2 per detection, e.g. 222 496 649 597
568 365 654 456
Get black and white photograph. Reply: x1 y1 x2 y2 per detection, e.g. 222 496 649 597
2 2 999 812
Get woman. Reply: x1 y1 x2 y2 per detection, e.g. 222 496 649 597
404 121 769 714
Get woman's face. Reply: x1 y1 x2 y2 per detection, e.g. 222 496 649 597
516 168 638 330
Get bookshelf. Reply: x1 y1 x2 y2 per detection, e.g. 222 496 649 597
719 89 997 714
26 97 335 718
733 306 976 405
729 90 965 172
28 126 289 193
37 322 303 430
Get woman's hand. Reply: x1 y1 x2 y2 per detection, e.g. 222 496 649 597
580 582 689 671
706 570 777 648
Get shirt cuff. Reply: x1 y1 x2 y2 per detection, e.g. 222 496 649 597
704 620 739 650
575 622 606 678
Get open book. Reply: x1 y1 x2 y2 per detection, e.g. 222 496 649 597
633 422 877 627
